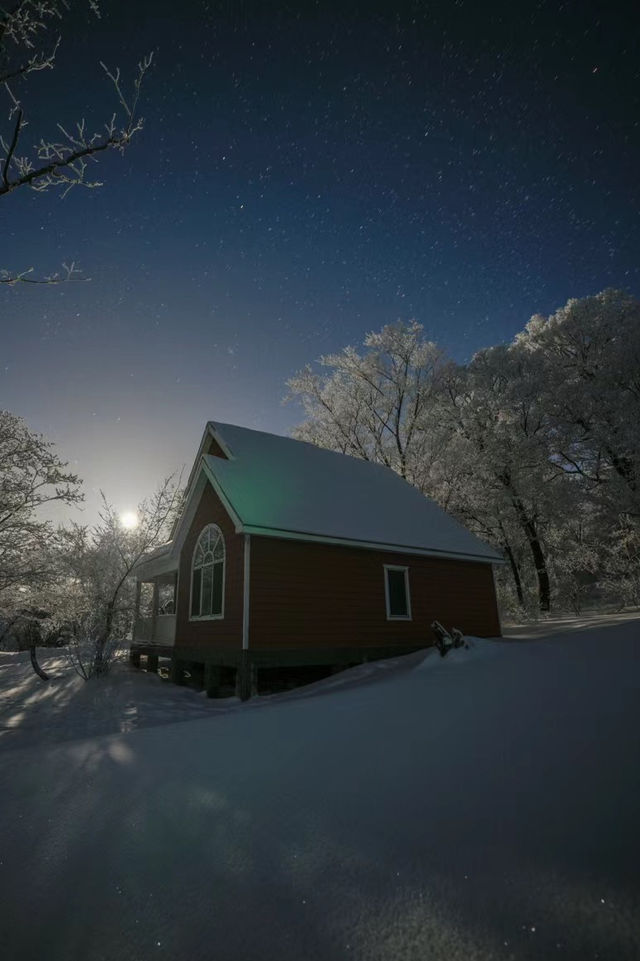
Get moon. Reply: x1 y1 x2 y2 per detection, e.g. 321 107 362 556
120 511 139 530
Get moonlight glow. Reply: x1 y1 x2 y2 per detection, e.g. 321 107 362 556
120 511 139 530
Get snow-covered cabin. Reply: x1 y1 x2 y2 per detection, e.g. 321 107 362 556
132 422 502 697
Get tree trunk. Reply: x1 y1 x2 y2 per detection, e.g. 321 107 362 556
93 634 108 676
29 646 49 681
512 498 551 612
498 471 551 613
93 602 115 676
503 541 525 608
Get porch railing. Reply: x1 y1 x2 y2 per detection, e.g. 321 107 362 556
133 614 176 646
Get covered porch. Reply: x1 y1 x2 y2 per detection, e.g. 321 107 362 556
132 544 179 649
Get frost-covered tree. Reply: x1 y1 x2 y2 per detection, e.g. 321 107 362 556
598 521 640 609
288 320 448 489
0 410 82 600
49 477 183 678
0 410 82 676
288 294 640 616
287 322 555 610
437 344 561 612
515 290 640 610
0 1 152 284
545 493 601 614
422 377 533 612
516 289 640 518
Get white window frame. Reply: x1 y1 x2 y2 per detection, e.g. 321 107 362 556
189 524 226 621
383 564 412 621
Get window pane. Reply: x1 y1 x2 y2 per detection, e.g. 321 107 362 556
201 565 214 616
387 569 408 617
212 561 223 615
192 527 225 618
191 568 202 616
213 536 224 561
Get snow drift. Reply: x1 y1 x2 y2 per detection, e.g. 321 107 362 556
0 617 638 960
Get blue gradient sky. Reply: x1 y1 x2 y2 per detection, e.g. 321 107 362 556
3 0 639 523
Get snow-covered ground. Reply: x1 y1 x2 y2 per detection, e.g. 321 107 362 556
1 616 639 961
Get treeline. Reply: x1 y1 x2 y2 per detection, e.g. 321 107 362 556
288 290 640 615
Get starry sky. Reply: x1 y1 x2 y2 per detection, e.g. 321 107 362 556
3 0 639 523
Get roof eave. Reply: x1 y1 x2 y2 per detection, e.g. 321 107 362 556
241 524 504 564
134 551 180 580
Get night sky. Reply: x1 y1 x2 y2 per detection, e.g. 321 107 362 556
3 0 639 523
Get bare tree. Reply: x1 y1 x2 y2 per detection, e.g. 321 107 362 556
50 477 183 679
0 0 153 284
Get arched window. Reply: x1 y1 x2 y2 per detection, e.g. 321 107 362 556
190 524 225 618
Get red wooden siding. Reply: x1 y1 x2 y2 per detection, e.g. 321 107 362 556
175 484 243 650
249 535 500 648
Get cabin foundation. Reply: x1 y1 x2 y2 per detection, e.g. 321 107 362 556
129 642 429 700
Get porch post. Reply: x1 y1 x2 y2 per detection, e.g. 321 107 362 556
242 534 250 650
236 650 253 701
133 580 141 637
492 565 503 637
151 579 159 642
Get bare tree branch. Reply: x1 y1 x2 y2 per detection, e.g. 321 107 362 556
0 2 152 278
1 104 21 186
0 261 88 284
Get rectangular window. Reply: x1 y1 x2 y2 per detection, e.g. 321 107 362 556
384 566 411 620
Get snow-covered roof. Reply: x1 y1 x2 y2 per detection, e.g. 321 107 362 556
196 421 502 563
133 540 176 580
